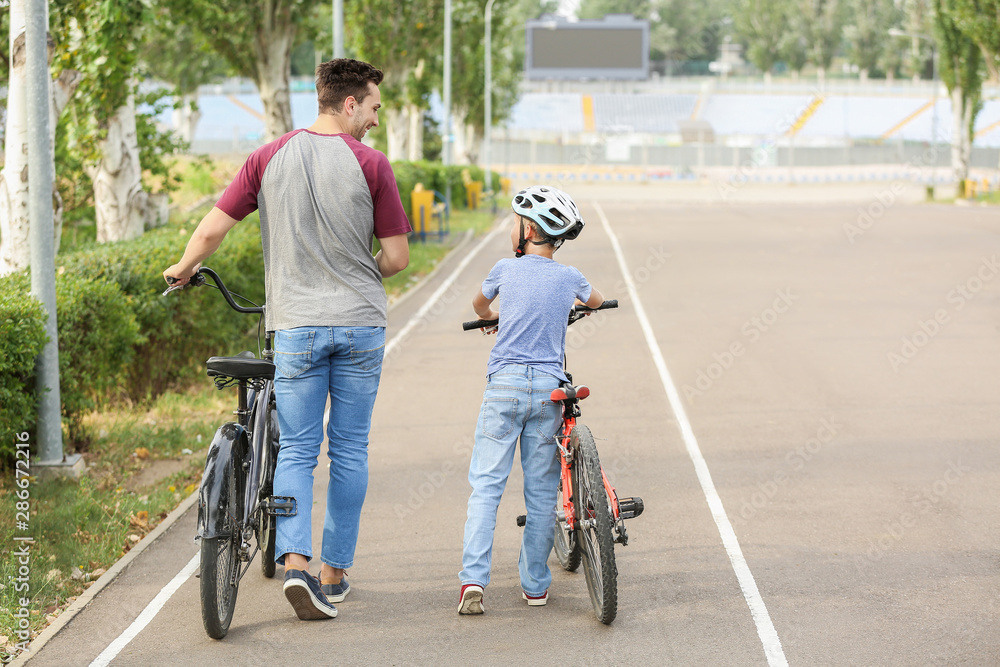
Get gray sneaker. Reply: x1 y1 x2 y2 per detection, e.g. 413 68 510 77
321 576 350 603
283 569 338 620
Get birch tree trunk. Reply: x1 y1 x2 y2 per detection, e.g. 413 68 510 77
950 86 972 194
171 93 202 144
91 95 148 243
253 12 294 142
407 104 423 162
0 0 80 275
386 108 408 162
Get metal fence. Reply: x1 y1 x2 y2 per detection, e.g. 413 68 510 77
493 138 1000 170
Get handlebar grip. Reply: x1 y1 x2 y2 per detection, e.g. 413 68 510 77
573 299 618 313
463 319 498 331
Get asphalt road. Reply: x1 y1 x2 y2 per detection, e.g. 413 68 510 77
24 184 1000 665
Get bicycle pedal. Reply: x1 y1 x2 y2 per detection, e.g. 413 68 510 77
266 496 297 517
515 514 526 527
618 496 644 519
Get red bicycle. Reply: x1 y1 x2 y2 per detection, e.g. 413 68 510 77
463 300 643 624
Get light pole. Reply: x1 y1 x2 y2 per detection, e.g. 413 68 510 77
484 0 497 209
888 29 939 166
443 0 452 210
332 0 344 58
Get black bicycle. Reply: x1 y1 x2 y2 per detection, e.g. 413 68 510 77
165 267 294 639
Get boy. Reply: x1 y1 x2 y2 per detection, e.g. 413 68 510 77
458 186 604 614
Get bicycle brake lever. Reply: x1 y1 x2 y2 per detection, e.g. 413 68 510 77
162 283 186 296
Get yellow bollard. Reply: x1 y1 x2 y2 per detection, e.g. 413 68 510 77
500 177 511 196
411 183 434 241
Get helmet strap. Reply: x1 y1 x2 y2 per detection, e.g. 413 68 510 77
515 218 528 257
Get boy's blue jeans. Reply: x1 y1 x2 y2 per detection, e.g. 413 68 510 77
272 325 385 569
460 364 563 597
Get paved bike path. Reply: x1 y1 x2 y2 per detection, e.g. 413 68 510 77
23 204 774 665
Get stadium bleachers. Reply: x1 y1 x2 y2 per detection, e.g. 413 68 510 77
153 88 1000 151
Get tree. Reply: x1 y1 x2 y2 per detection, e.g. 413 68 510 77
733 0 790 77
950 0 1000 81
346 0 443 161
53 0 155 243
0 0 81 274
845 0 901 79
799 0 847 82
168 0 324 142
932 0 985 194
141 8 232 144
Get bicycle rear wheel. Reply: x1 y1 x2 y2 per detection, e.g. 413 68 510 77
200 447 245 639
258 397 279 578
571 425 618 624
553 476 581 571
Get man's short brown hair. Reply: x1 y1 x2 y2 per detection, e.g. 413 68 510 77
316 58 384 115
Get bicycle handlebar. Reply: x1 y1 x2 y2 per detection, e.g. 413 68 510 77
462 299 618 331
165 267 263 315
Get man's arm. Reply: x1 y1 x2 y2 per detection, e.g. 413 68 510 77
163 207 240 284
473 290 498 321
375 233 409 278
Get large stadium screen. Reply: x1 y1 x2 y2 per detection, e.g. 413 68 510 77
526 15 649 81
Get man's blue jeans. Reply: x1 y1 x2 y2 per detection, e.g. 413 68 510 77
460 365 563 597
272 325 385 569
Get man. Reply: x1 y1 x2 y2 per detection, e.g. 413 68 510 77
164 58 411 620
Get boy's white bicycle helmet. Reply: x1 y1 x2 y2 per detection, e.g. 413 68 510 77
510 186 584 256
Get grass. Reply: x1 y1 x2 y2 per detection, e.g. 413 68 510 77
1 167 498 659
0 388 228 661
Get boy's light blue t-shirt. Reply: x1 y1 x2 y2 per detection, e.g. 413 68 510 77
482 255 593 382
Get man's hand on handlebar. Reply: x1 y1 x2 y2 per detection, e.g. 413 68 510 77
162 264 203 296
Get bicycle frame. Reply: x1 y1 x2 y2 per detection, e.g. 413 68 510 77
554 395 623 534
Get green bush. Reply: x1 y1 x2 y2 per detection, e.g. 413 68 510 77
0 286 47 460
58 216 266 399
0 272 140 452
0 217 265 464
54 273 141 444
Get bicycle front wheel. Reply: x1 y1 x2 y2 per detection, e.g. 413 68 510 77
553 476 581 571
200 448 244 639
571 424 618 624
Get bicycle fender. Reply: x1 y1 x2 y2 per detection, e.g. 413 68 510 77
198 422 249 540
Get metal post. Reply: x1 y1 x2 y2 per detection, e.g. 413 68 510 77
333 0 344 58
484 0 497 210
443 0 452 210
26 0 77 473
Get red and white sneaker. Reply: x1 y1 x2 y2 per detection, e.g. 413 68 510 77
458 584 485 615
522 590 548 606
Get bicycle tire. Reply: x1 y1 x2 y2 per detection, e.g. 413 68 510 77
571 425 618 624
258 397 279 578
200 446 244 639
553 476 581 571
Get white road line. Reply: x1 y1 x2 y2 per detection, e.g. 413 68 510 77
593 201 788 667
383 217 508 360
89 553 199 667
91 220 509 663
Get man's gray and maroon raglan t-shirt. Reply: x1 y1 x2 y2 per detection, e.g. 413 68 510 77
215 129 411 331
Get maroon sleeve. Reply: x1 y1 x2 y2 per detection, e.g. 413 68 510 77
348 140 413 238
215 131 302 220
